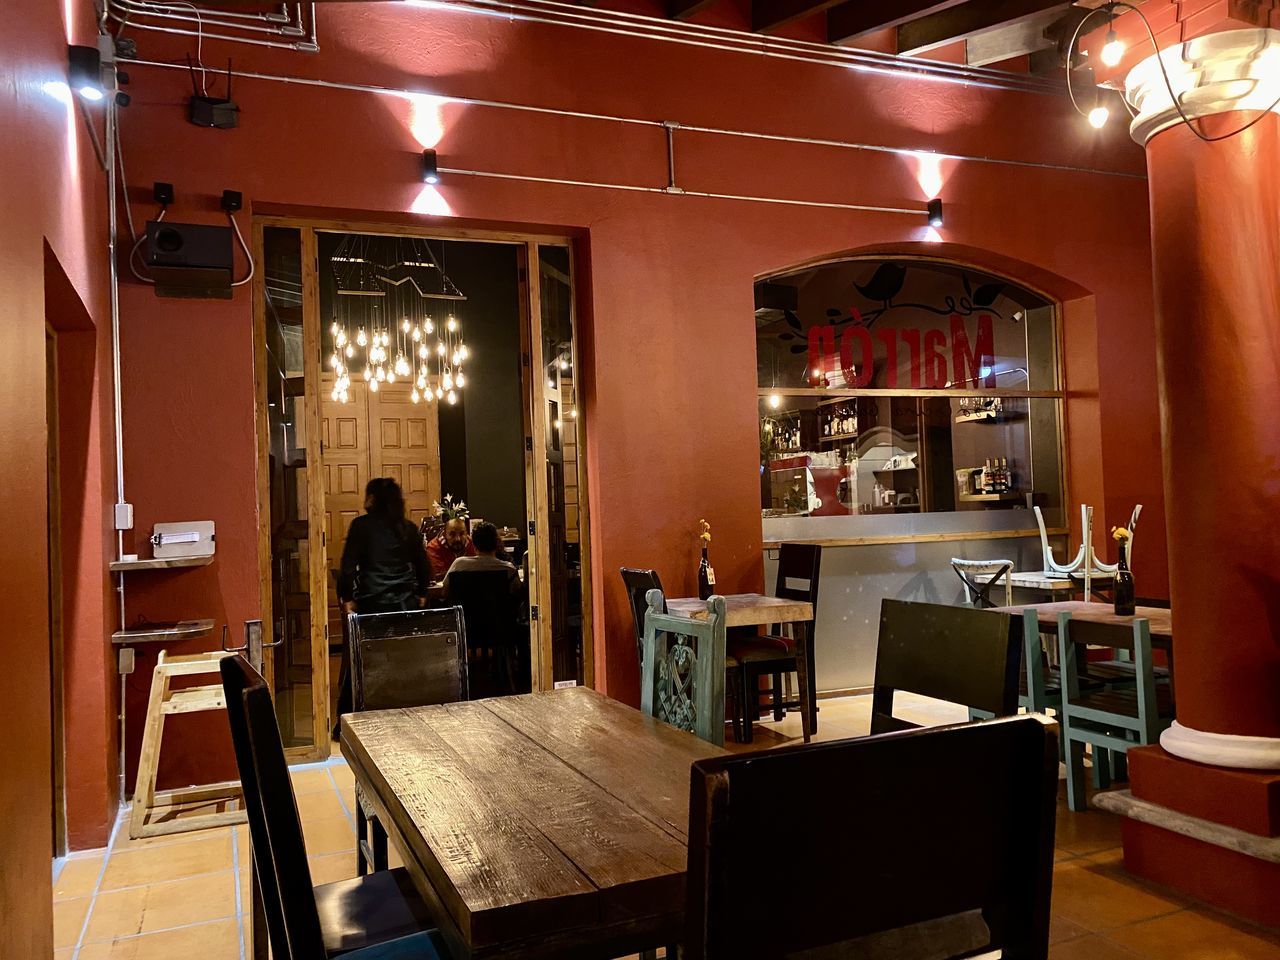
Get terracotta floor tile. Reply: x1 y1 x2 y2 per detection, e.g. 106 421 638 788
1055 808 1124 855
54 854 105 900
301 815 357 855
77 918 240 960
1106 907 1280 959
308 851 359 886
1049 915 1091 945
290 767 336 796
54 897 90 950
54 949 74 960
1051 859 1184 932
1050 934 1145 960
101 835 232 890
84 872 236 942
111 822 234 852
329 763 355 789
295 786 349 822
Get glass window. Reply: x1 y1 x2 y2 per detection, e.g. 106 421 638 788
757 259 1065 531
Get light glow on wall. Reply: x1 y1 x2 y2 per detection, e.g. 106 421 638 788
404 93 448 149
411 184 453 216
912 150 948 200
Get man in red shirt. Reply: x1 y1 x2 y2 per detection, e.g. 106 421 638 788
426 517 477 581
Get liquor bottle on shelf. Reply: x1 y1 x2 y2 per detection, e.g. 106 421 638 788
981 459 993 493
1004 458 1016 491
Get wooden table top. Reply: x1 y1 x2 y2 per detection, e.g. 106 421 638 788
1008 570 1115 591
993 600 1173 641
340 687 726 959
666 592 813 628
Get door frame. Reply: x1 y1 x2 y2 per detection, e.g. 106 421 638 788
253 215 595 741
45 327 68 856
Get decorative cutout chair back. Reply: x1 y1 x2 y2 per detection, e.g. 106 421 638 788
683 714 1059 960
640 589 727 747
950 558 1014 608
348 607 469 711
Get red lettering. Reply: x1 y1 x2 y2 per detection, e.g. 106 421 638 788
950 314 995 388
807 325 835 386
875 329 898 388
924 329 948 388
900 329 922 389
839 326 873 387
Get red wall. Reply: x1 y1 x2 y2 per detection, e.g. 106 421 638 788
1 0 115 952
110 4 1161 789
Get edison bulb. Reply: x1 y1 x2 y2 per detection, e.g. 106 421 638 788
451 352 461 366
1088 105 1110 128
459 344 468 360
570 408 578 419
369 378 379 393
553 419 562 429
336 329 347 346
443 373 454 390
387 372 396 383
559 358 568 371
418 344 428 359
435 386 443 399
1101 30 1124 67
547 378 555 390
330 353 340 369
363 366 372 381
343 344 352 358
447 390 457 405
376 367 386 382
425 319 434 334
446 316 458 332
768 393 782 409
356 327 368 347
455 372 466 387
417 376 426 390
402 317 411 333
436 342 446 356
411 326 421 342
330 321 339 336
411 388 420 403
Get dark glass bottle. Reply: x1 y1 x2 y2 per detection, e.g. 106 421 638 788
698 546 714 600
1113 541 1136 616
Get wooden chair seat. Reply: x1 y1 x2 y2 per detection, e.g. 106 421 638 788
727 634 792 662
314 868 445 958
1086 660 1171 685
1069 683 1175 723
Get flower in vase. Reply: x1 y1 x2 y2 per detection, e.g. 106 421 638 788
1111 526 1132 541
698 519 712 544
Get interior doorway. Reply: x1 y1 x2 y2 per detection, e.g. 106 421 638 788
45 328 67 858
255 217 593 761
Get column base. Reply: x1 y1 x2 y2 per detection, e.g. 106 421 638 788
1161 720 1280 770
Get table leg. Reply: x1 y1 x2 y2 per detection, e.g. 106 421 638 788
793 625 812 744
250 860 268 960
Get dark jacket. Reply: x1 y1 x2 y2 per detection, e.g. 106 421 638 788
337 514 431 608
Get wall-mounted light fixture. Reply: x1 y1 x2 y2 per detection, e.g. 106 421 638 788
68 44 105 102
927 198 943 228
422 148 440 184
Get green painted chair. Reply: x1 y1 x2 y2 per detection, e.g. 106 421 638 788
641 589 727 747
1057 612 1175 812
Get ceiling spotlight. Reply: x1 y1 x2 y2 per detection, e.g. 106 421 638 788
422 148 440 185
1088 105 1110 129
768 393 782 409
68 44 105 102
1101 28 1125 68
926 198 943 228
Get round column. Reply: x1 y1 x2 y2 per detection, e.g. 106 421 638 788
1126 29 1280 768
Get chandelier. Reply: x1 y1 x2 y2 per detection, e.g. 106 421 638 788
327 234 469 405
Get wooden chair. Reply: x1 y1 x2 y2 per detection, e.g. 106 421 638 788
726 542 819 743
130 649 247 839
220 655 449 959
641 589 728 747
685 714 1059 960
445 569 524 697
871 599 1021 735
620 567 665 672
1057 613 1175 812
969 609 1059 719
347 608 469 876
950 557 1013 608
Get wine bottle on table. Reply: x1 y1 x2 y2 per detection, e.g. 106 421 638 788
698 546 715 600
1114 541 1136 616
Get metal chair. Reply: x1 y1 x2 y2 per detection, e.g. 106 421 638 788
640 589 728 747
220 655 449 960
950 557 1014 608
1056 612 1175 812
685 715 1059 960
871 599 1021 735
347 608 468 876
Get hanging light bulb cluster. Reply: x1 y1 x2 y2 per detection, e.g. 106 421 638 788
327 234 470 405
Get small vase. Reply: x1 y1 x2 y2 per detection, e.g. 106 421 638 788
1113 541 1136 616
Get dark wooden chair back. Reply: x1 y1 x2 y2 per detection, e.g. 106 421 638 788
220 655 325 960
446 569 521 650
773 543 821 605
620 567 664 664
685 714 1059 960
348 607 469 711
872 599 1021 734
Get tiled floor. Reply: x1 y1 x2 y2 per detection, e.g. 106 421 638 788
51 694 1280 959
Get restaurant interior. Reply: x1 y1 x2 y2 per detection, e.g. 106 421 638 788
5 0 1280 956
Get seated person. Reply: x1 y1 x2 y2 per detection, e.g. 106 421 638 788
426 517 477 581
443 521 521 596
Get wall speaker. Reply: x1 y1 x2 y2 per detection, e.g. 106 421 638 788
146 220 233 299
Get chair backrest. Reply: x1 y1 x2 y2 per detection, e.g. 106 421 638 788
348 607 469 711
447 569 521 649
640 589 726 747
950 558 1013 608
772 543 821 605
872 599 1021 735
1057 613 1159 726
620 567 664 665
220 655 325 960
684 714 1059 960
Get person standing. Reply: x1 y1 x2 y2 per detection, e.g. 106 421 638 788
333 477 430 736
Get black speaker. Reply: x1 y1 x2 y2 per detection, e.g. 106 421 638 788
146 220 233 299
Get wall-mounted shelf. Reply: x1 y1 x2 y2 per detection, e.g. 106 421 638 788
958 492 1023 503
819 432 859 443
873 465 918 473
110 555 215 573
112 619 216 645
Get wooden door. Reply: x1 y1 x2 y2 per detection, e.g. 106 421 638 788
368 382 441 530
320 376 372 639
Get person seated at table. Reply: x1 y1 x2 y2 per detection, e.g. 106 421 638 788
334 476 431 735
444 521 521 596
427 517 477 581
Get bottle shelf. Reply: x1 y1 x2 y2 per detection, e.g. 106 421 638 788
110 555 215 573
819 432 859 443
111 619 216 645
958 492 1023 502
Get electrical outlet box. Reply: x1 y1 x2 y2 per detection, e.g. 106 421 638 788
118 647 135 675
114 502 134 530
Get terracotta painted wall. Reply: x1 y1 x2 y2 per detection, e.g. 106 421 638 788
109 3 1161 791
1 0 115 952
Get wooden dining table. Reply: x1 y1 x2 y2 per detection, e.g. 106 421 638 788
991 600 1173 649
340 686 726 960
667 593 817 735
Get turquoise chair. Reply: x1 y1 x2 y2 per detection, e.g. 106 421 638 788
1057 612 1175 812
641 589 728 747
